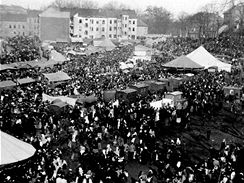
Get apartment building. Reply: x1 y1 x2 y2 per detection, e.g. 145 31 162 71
69 8 138 40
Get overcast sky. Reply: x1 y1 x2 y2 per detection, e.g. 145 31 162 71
1 0 230 17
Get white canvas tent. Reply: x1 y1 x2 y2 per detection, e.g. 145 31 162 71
187 46 231 72
98 39 116 51
0 131 36 165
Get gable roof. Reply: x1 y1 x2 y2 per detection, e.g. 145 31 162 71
163 56 204 69
137 19 147 27
43 71 71 82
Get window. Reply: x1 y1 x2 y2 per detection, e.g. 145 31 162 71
96 21 99 24
109 27 112 31
84 30 88 35
85 23 88 27
102 27 105 31
110 20 112 24
124 31 127 35
125 24 127 28
23 25 25 29
114 20 117 23
91 27 93 31
96 27 99 31
85 18 88 21
129 28 131 31
14 25 16 28
109 34 112 38
129 20 131 24
102 20 105 24
79 19 82 23
23 32 25 36
114 35 116 38
114 27 117 31
91 19 94 24
13 31 16 34
9 25 11 28
132 28 135 32
125 16 127 20
133 20 135 24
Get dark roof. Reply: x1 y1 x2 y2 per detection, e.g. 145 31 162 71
60 8 137 18
137 19 147 27
0 13 27 22
0 5 27 14
27 10 41 17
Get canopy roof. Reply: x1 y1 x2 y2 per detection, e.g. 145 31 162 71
17 78 35 85
135 45 151 51
0 130 36 165
0 64 15 71
0 80 16 88
43 71 71 82
98 39 116 51
49 50 67 62
187 46 231 72
163 56 204 69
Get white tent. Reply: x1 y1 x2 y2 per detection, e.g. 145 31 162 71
0 131 36 165
187 46 231 72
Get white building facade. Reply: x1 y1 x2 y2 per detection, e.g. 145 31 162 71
71 9 139 40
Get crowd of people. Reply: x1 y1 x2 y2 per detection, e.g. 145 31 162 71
0 35 244 183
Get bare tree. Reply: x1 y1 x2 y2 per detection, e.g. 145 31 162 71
51 0 98 9
102 0 130 10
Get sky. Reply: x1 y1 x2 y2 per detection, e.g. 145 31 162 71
1 0 230 17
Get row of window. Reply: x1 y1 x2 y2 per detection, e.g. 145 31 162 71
9 24 25 29
12 31 25 36
79 19 136 25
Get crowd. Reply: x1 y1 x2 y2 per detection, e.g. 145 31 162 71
0 36 244 183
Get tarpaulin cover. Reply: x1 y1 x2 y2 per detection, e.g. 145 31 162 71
187 46 231 72
42 93 76 106
163 56 204 69
43 72 71 82
17 78 36 85
0 130 36 165
103 90 116 102
0 80 16 88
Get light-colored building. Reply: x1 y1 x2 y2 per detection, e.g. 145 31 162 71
137 19 148 38
27 10 41 37
0 13 28 37
0 5 41 38
68 8 138 40
39 7 70 42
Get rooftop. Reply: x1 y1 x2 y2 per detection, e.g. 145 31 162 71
60 8 137 18
137 19 147 27
0 13 27 22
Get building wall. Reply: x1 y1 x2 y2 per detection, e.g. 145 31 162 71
72 14 139 40
40 17 70 41
137 26 148 37
27 17 39 37
0 21 28 38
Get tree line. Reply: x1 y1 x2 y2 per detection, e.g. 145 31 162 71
48 0 244 38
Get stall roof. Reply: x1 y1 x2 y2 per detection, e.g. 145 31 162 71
119 88 137 93
43 71 71 82
17 78 35 85
0 80 16 88
0 64 15 71
170 91 183 95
